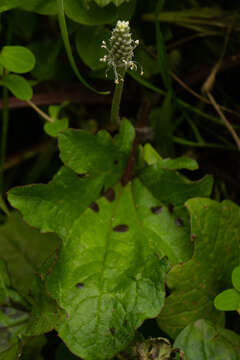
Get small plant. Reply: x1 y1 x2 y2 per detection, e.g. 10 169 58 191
214 265 240 314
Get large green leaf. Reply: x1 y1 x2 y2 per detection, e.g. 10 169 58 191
64 0 136 25
158 198 240 338
0 212 59 294
9 171 192 358
0 46 35 74
46 181 168 359
174 319 240 360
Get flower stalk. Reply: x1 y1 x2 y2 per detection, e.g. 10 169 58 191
100 20 143 125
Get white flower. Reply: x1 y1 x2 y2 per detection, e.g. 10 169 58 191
100 20 143 84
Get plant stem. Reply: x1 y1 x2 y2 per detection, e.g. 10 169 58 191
0 86 9 195
110 69 126 125
27 100 53 123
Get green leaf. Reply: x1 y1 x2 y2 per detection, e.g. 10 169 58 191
8 166 107 238
44 118 69 138
232 265 240 291
174 319 240 360
0 0 56 14
214 289 240 311
0 74 33 101
158 198 240 338
75 26 110 71
46 181 168 359
20 0 57 14
0 212 59 294
139 161 211 207
0 46 35 74
142 143 163 165
64 0 136 25
58 118 135 188
149 157 198 171
139 160 213 231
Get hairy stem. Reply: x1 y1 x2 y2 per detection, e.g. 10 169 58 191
110 69 126 125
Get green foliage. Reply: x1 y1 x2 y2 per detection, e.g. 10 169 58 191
1 1 240 359
0 0 56 14
0 212 59 294
158 199 240 338
75 26 110 71
174 319 240 359
8 118 218 359
0 74 33 100
0 46 35 74
44 103 69 137
214 265 240 312
64 0 136 25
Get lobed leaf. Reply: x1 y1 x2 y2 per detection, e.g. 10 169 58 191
158 198 240 338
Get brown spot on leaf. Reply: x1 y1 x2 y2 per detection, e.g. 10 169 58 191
114 160 119 165
168 203 174 213
76 283 84 289
77 173 87 178
101 188 115 202
89 202 99 213
175 218 184 227
113 224 129 233
151 206 162 214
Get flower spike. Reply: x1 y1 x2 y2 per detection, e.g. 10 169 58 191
100 20 143 84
